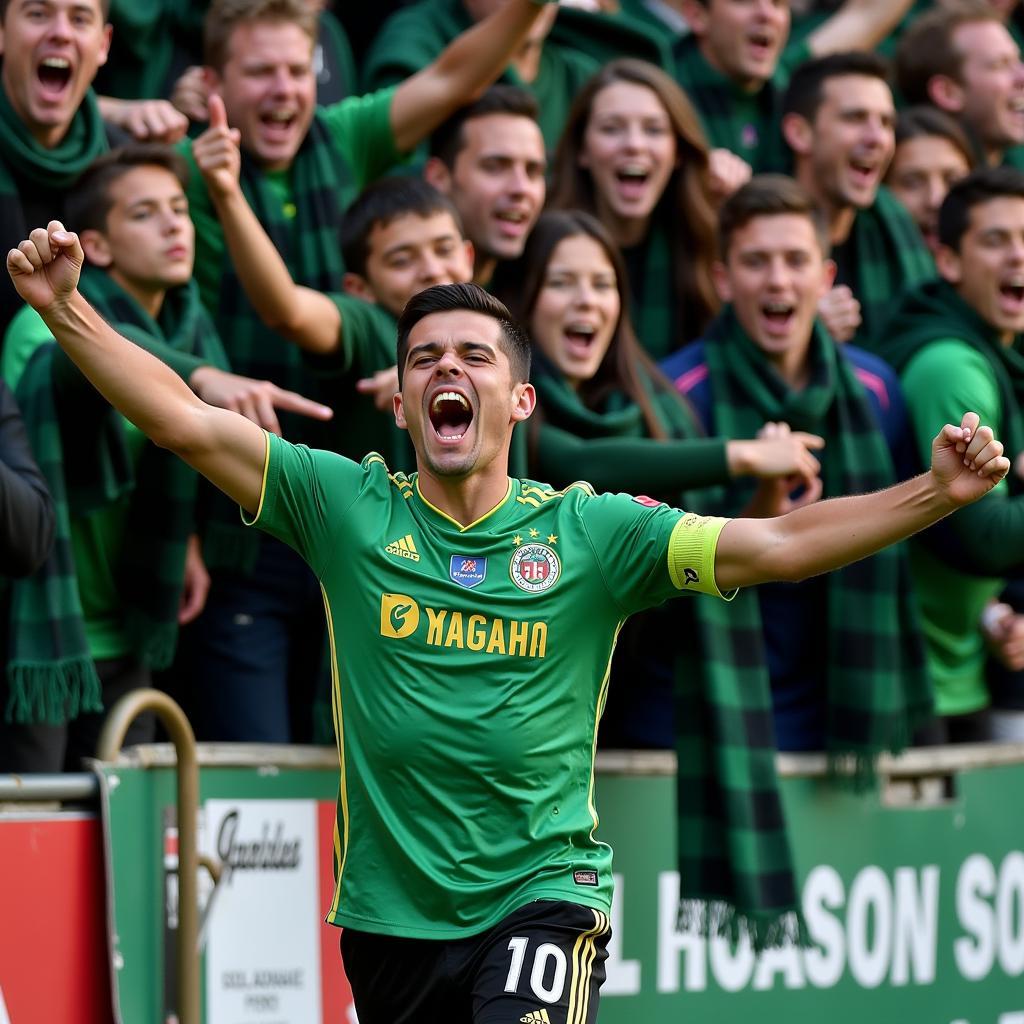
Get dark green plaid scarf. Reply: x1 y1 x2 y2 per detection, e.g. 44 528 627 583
676 308 931 947
0 84 107 192
880 279 1024 459
625 222 682 361
202 112 352 571
832 188 935 348
4 272 223 725
672 35 792 173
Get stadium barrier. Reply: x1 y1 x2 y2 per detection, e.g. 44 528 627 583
2 725 1023 1023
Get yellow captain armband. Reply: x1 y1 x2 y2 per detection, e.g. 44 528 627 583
667 513 735 600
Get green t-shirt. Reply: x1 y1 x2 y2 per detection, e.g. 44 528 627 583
245 433 731 937
182 87 400 313
901 338 1005 716
2 305 147 660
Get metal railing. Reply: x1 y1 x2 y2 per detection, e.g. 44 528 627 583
96 689 203 1024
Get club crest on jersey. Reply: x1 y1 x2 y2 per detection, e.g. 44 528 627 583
510 543 560 593
449 555 487 589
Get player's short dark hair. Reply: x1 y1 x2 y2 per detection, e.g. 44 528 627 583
0 0 110 20
782 51 891 124
895 0 998 106
428 85 540 169
938 166 1024 251
204 0 316 71
340 178 465 278
893 105 976 169
64 144 190 235
396 283 531 386
718 175 831 257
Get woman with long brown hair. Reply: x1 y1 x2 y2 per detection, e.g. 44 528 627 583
547 58 748 361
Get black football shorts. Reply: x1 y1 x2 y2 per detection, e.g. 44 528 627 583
341 898 611 1024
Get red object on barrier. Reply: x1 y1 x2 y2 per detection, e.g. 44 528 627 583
317 800 356 1022
0 815 112 1024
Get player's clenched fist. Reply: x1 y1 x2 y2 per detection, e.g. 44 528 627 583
931 411 1011 507
7 221 84 314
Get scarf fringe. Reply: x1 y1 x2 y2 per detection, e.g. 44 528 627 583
676 899 810 952
5 657 102 725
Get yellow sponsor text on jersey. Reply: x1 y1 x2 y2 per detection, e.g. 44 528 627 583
378 593 547 658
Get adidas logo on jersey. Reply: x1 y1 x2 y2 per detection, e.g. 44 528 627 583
520 1011 551 1023
385 534 420 562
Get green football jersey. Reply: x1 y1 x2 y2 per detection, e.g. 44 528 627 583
245 433 732 938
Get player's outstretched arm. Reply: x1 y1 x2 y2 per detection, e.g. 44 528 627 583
713 412 1010 592
389 0 555 153
7 223 268 514
193 95 342 355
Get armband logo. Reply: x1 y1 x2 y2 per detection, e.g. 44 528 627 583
632 495 664 508
683 568 699 586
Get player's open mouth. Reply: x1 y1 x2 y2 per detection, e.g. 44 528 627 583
36 57 72 98
429 390 474 441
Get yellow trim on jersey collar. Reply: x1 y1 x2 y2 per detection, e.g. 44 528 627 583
414 477 514 532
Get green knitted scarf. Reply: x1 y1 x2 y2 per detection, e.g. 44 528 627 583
676 309 932 948
832 188 935 347
0 85 107 192
880 279 1024 459
201 111 353 572
4 271 224 725
625 222 681 362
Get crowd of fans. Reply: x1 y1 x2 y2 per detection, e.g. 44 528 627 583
1 0 1024 773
